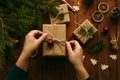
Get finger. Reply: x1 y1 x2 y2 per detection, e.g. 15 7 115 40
28 30 42 36
66 41 73 54
69 40 81 49
37 33 47 43
34 32 43 39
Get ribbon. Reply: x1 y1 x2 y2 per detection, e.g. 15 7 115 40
75 21 94 41
44 33 66 55
78 26 94 41
45 37 66 55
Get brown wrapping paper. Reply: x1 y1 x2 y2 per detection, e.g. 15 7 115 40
50 4 70 24
43 24 66 56
73 19 97 44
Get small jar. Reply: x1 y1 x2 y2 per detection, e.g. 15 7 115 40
110 7 120 20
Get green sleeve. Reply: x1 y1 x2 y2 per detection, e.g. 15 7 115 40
86 76 92 80
5 64 28 80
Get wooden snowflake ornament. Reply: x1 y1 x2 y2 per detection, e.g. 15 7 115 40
90 58 98 66
73 6 80 12
101 64 109 71
109 54 117 61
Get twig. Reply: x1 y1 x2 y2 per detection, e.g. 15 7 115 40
0 18 5 40
61 0 76 12
52 12 68 22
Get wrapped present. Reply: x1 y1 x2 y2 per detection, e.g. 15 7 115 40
73 19 97 44
42 24 66 56
49 4 70 24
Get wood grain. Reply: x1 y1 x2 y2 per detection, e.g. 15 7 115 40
0 0 120 80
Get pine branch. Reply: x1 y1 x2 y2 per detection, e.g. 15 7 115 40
0 51 5 69
88 41 105 53
0 0 60 70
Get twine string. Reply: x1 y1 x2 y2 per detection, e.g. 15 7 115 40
45 32 66 54
52 9 69 22
0 18 5 41
75 21 93 41
45 39 66 54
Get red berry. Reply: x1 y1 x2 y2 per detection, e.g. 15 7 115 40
15 39 20 43
103 26 109 32
47 39 54 46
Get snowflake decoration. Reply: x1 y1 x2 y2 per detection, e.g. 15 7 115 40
101 64 109 71
73 6 80 12
90 58 98 66
109 54 117 61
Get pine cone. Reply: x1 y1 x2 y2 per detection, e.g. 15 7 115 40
110 7 120 20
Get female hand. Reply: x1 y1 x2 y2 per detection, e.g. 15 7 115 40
16 30 47 71
21 30 47 58
66 40 89 80
66 40 83 69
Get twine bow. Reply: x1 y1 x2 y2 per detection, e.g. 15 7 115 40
75 21 95 41
45 36 66 55
110 33 120 50
45 31 66 53
78 26 94 42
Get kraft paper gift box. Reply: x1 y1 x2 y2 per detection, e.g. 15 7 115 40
42 24 66 56
49 4 70 24
73 19 97 44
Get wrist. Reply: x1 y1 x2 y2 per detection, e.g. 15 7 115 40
73 61 84 70
20 51 31 59
75 65 89 80
16 52 30 71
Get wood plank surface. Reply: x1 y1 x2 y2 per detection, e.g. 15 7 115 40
97 0 117 80
0 0 120 80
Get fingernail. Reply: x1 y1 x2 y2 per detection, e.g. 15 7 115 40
66 41 69 44
44 33 47 36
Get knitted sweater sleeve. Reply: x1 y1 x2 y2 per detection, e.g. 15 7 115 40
5 64 28 80
86 76 92 80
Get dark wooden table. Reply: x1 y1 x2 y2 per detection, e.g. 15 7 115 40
0 0 120 80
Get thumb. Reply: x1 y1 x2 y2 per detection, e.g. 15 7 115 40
37 33 47 43
66 42 73 55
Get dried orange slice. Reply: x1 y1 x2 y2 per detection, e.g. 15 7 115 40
98 2 109 13
92 11 104 22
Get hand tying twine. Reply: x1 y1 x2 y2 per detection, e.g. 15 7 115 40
44 32 66 55
45 39 66 54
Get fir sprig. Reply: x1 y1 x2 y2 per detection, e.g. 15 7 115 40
78 27 86 36
88 41 105 53
0 0 60 70
78 26 95 36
